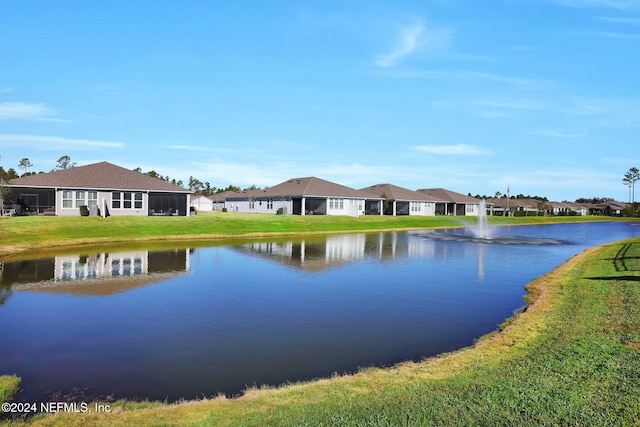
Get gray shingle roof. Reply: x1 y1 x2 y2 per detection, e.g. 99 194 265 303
262 177 378 199
360 183 443 202
416 188 480 204
9 161 190 193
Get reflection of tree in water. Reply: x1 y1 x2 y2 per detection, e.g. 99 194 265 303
0 262 11 305
0 287 11 305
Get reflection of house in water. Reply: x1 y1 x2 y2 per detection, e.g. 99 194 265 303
238 233 426 271
0 249 190 296
238 234 368 271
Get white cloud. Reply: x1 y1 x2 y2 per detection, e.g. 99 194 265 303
532 129 589 138
413 144 490 156
0 102 54 120
167 144 212 152
375 20 450 68
0 134 125 149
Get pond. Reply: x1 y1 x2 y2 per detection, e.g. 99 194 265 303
1 222 639 403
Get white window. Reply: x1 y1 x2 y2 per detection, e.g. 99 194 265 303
63 190 94 209
267 199 273 209
75 191 85 207
88 191 98 207
112 191 142 209
112 192 121 209
329 198 343 210
63 191 73 208
123 192 132 208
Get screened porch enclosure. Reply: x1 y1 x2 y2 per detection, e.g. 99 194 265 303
292 198 327 215
148 193 188 216
9 188 56 214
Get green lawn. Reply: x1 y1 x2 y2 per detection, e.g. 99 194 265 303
1 214 639 426
0 212 617 258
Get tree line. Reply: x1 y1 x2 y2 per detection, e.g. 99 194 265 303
1 155 76 179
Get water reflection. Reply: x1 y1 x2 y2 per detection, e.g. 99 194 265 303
0 249 190 297
237 232 491 280
1 223 638 403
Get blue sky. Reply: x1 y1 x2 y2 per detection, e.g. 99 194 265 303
1 0 639 201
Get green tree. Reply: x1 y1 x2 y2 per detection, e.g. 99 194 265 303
201 182 216 196
18 158 32 176
0 166 13 214
188 176 204 192
55 155 76 170
221 185 240 193
623 167 639 216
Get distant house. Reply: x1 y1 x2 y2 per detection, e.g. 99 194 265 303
591 201 628 216
547 201 571 216
564 202 589 216
415 188 480 216
547 201 589 216
360 183 441 216
190 195 215 212
223 177 383 217
207 191 235 211
8 161 192 216
486 197 543 216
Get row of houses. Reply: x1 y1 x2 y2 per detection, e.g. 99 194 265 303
4 161 628 217
194 180 629 218
189 178 485 217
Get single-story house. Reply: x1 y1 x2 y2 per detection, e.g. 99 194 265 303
224 176 383 217
591 201 628 216
210 191 236 211
485 197 543 216
547 201 589 216
190 195 215 212
8 161 192 216
563 202 589 216
415 188 480 216
360 183 442 216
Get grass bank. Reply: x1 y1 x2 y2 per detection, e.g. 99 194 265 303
0 212 618 258
2 235 639 425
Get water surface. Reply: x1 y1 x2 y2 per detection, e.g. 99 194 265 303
1 222 639 402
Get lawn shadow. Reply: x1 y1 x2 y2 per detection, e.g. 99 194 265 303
600 242 640 273
586 276 640 282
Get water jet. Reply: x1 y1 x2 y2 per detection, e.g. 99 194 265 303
414 199 564 245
